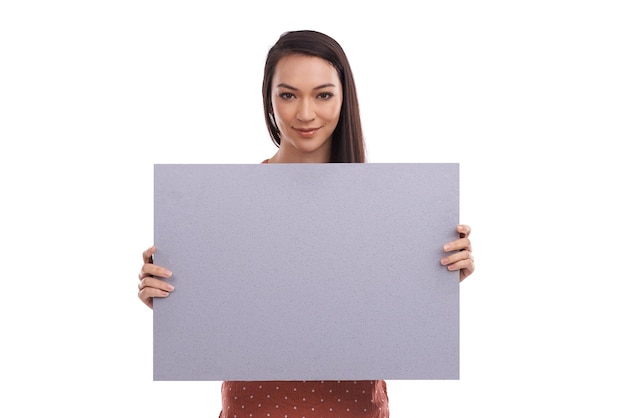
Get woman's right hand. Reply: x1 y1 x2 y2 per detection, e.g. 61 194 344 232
138 245 174 309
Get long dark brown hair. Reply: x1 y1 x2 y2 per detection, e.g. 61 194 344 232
262 30 366 163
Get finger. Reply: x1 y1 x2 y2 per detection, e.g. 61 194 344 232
138 276 175 292
142 245 156 264
443 237 472 253
457 224 471 238
138 277 174 293
138 287 171 309
440 249 472 266
444 256 474 272
138 263 172 281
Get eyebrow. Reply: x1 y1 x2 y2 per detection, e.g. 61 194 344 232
276 83 337 91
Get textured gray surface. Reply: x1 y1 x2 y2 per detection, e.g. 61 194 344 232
153 163 459 381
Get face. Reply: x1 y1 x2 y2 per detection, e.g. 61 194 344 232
271 54 343 162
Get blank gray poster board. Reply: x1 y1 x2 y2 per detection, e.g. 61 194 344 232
153 163 459 381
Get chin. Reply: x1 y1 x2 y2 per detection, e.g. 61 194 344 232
298 143 330 156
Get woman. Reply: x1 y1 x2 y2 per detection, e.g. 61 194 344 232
138 30 474 418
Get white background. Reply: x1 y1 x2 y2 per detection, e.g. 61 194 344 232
1 1 624 416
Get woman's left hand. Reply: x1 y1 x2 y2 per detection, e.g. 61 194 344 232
441 224 475 282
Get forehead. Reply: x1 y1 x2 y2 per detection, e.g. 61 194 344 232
272 54 341 88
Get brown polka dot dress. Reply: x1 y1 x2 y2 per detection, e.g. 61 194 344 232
220 380 389 418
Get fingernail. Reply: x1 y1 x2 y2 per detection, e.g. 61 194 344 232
441 258 448 265
164 269 172 277
160 290 169 296
166 284 175 291
443 244 451 251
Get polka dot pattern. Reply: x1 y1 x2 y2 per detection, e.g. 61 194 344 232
220 380 389 418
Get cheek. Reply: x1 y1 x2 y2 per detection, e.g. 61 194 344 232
331 95 343 117
272 102 291 126
329 101 342 123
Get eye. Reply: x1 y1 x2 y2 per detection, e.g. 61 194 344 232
318 92 334 100
279 92 295 100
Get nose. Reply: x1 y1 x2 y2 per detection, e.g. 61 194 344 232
296 98 315 122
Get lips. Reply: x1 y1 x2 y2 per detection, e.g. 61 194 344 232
294 127 320 138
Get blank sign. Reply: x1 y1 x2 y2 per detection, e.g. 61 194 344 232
153 163 459 381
